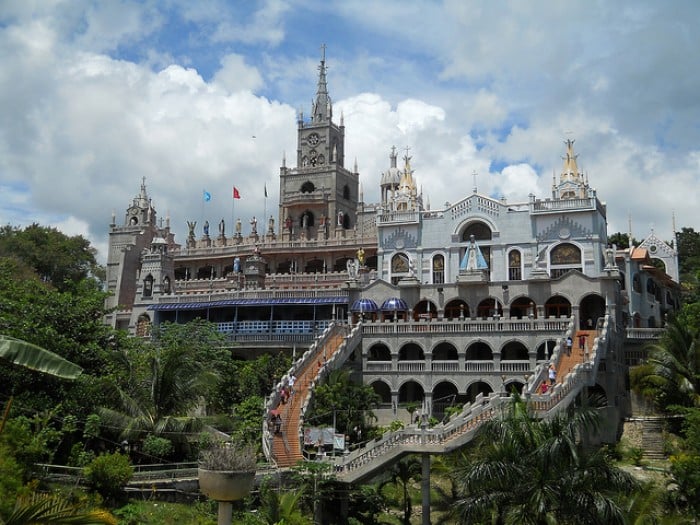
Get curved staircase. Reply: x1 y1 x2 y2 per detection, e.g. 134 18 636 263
263 322 358 468
263 316 614 483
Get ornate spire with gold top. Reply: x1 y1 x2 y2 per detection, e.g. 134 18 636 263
553 138 589 200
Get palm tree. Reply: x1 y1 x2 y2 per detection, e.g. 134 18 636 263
641 314 700 410
1 493 115 525
99 344 219 448
379 456 422 525
257 482 309 525
452 395 639 525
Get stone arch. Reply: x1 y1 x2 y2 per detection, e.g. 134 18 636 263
413 299 438 321
586 383 608 406
142 274 154 297
367 343 391 361
432 253 445 284
136 313 151 337
398 343 424 360
370 380 392 404
432 342 458 360
465 341 493 360
444 299 469 319
300 181 315 193
398 380 424 403
460 221 493 241
300 210 315 229
501 340 529 360
536 339 557 361
509 296 536 318
549 242 583 278
507 248 523 281
477 297 503 318
544 295 571 318
432 381 465 419
505 380 526 395
465 381 494 403
579 293 605 329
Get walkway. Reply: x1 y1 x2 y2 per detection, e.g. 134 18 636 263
268 324 350 468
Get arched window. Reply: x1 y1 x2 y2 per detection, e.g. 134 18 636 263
462 222 492 241
508 249 522 280
343 184 350 200
549 243 582 278
432 254 444 284
136 314 151 337
300 181 315 193
391 253 410 285
632 273 642 293
143 275 154 297
163 276 171 294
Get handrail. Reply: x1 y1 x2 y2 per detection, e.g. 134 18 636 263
331 314 612 482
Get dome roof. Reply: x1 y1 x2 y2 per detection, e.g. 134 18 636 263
381 297 409 311
350 298 379 313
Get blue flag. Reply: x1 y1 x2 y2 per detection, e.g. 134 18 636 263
203 190 212 202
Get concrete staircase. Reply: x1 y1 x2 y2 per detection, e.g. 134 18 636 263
268 325 349 468
641 416 666 460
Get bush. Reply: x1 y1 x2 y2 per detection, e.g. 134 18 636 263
83 452 133 502
142 435 173 461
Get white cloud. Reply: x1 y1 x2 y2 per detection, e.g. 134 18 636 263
213 54 263 92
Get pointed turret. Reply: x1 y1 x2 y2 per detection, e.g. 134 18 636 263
311 45 332 123
553 139 589 200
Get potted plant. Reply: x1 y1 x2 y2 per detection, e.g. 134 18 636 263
198 442 257 524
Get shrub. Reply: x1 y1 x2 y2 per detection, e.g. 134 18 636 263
83 452 133 502
142 435 173 461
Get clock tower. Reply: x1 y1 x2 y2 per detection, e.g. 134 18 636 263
278 47 359 241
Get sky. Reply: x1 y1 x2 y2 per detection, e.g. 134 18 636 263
1 0 699 263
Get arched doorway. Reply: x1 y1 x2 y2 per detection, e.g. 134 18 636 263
579 293 605 329
544 295 571 318
477 298 503 318
509 296 536 318
371 381 392 405
413 299 438 321
465 381 493 403
445 299 469 319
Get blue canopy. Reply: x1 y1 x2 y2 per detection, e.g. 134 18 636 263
350 298 379 313
381 297 409 311
149 296 348 311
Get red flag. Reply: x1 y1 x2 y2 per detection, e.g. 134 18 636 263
233 187 241 199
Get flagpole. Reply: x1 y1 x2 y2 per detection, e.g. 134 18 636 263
263 183 267 235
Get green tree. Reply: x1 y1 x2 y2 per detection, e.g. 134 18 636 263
307 369 379 436
634 312 700 411
0 224 101 291
379 456 422 525
255 478 310 525
452 396 638 525
98 320 227 455
0 257 118 418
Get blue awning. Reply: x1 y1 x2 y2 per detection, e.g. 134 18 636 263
381 297 409 311
350 298 379 313
149 296 348 311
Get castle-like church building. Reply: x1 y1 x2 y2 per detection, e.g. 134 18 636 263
104 52 680 435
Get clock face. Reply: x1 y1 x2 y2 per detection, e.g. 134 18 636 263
307 133 319 145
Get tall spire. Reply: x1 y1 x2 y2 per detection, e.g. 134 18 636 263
311 44 332 123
